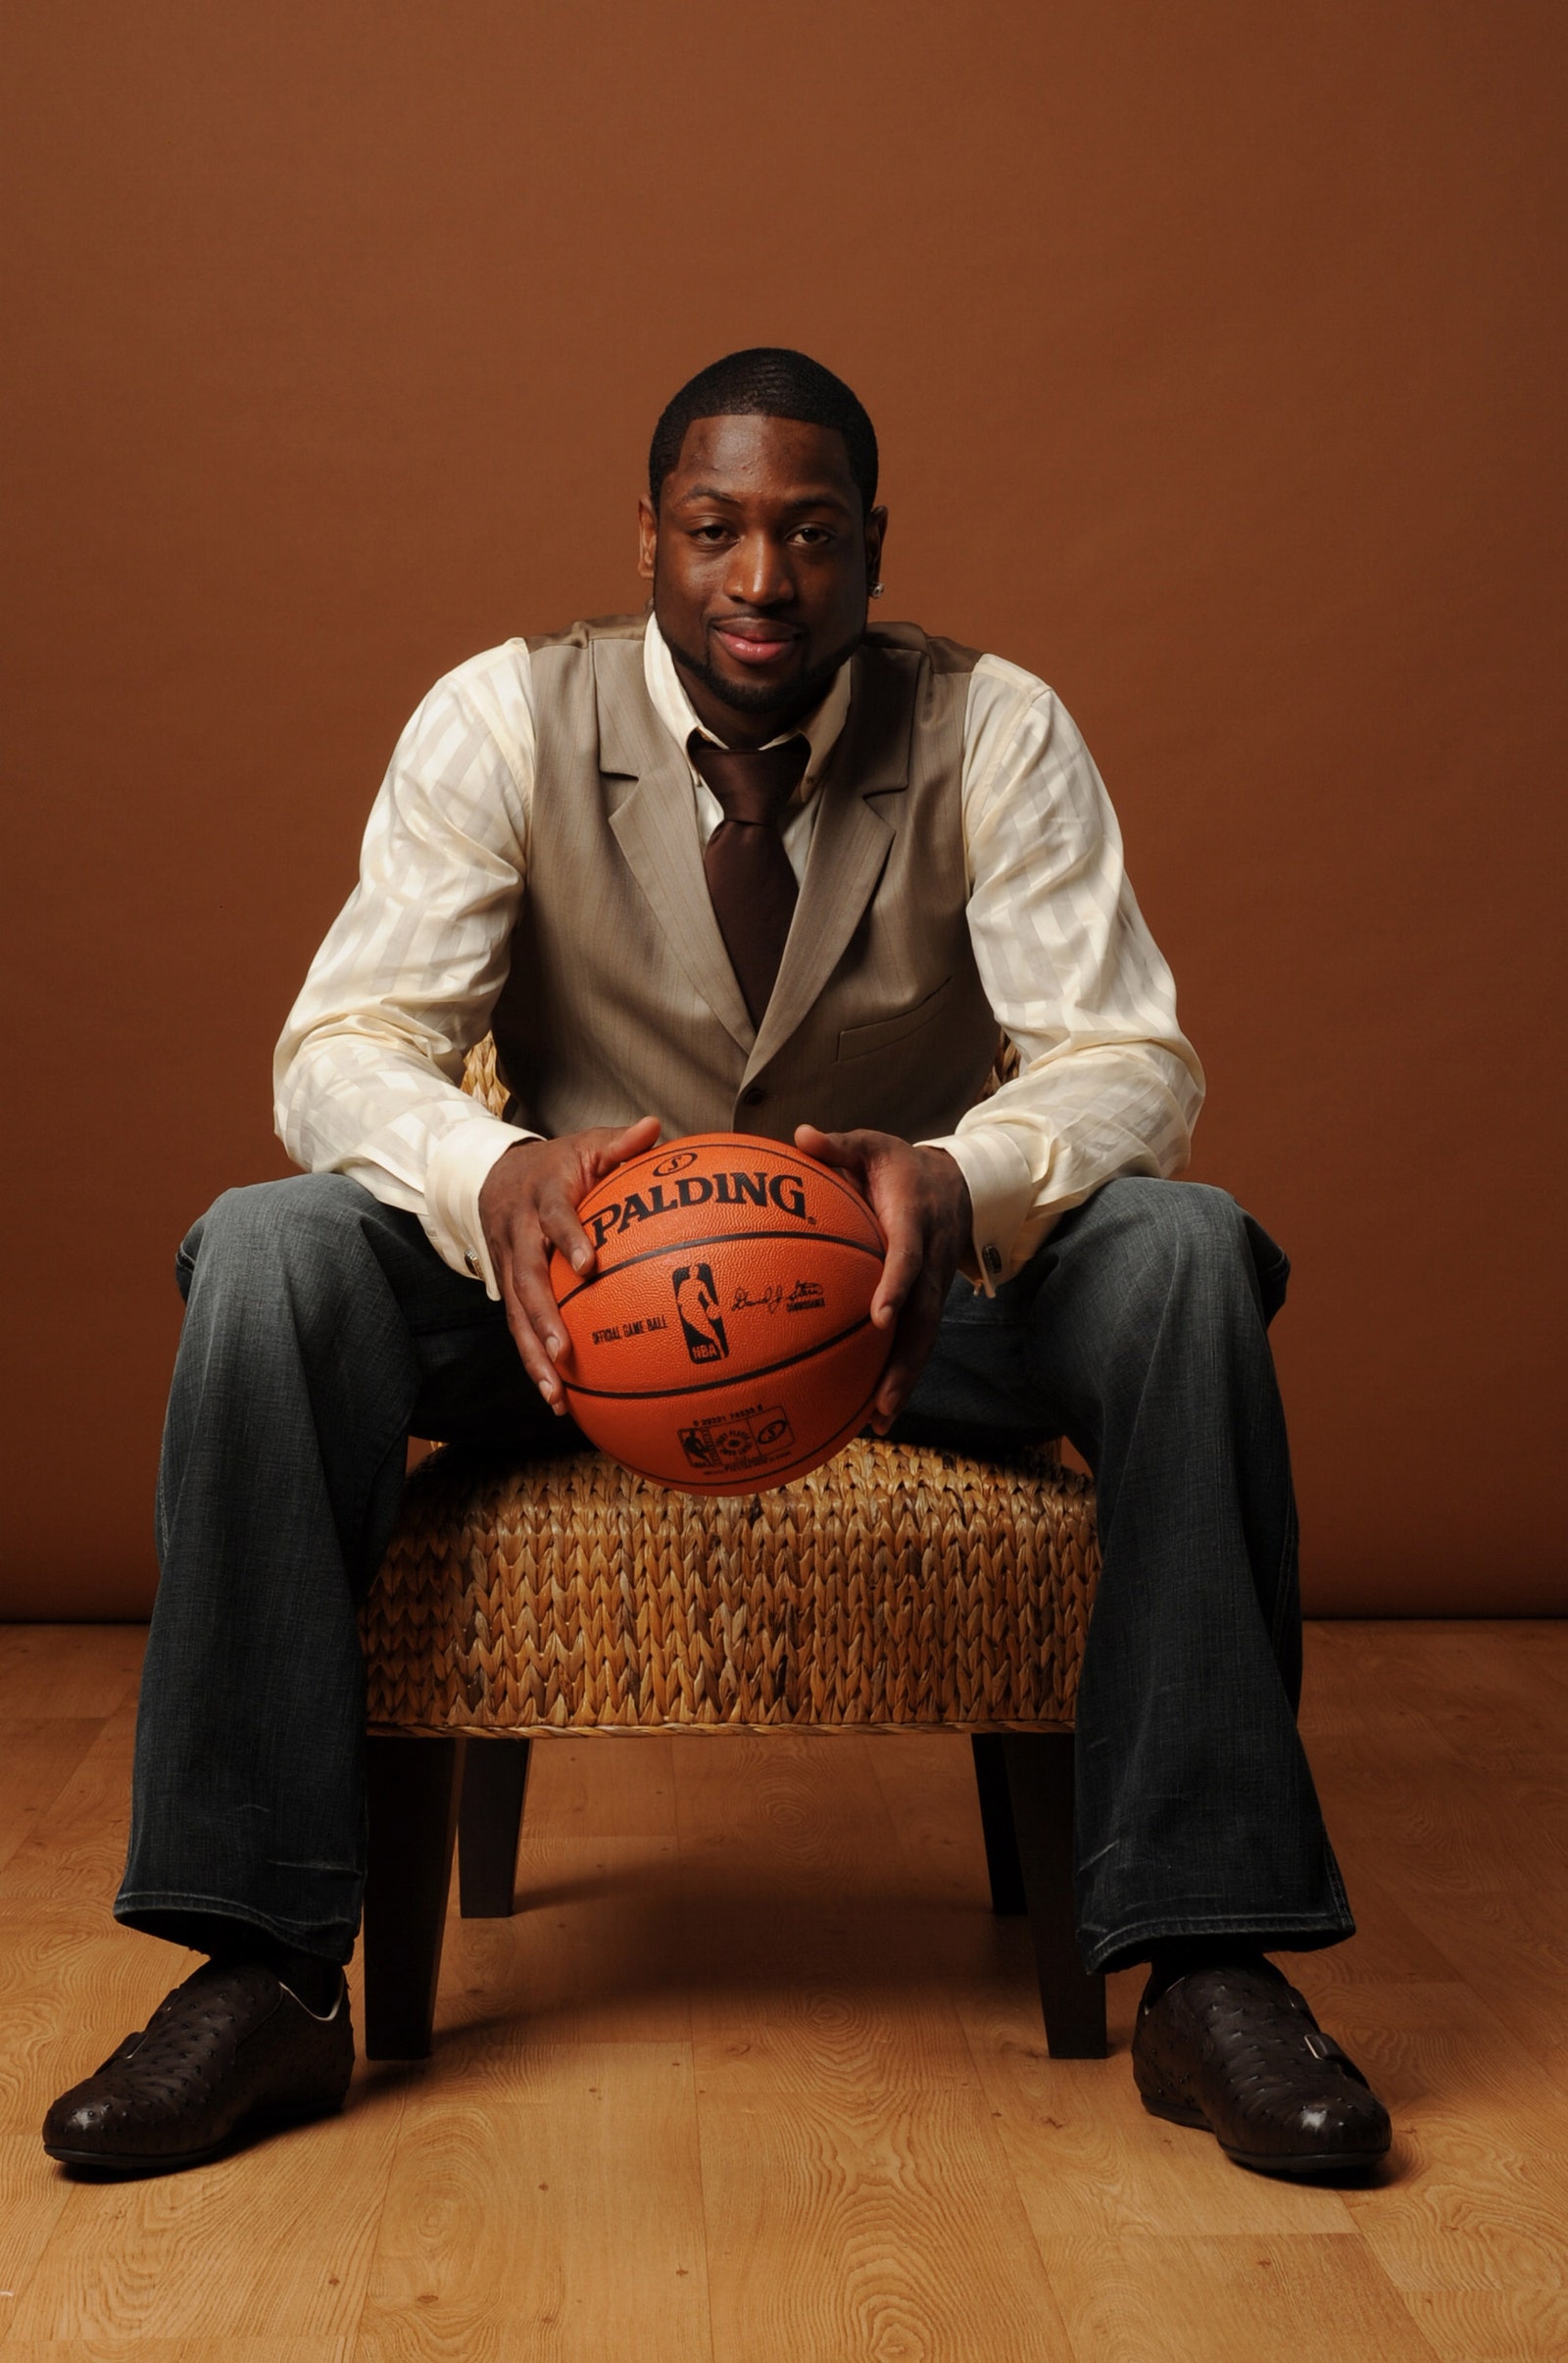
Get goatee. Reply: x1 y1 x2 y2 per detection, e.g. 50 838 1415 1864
665 625 863 720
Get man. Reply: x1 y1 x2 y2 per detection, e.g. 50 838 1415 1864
45 348 1390 2181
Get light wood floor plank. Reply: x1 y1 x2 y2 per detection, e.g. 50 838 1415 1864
2 2341 353 2361
1319 1788 1568 2095
0 1628 144 1723
429 1832 691 2056
10 2078 403 2343
963 2013 1360 2239
0 2131 74 2328
1 1705 138 1909
353 2045 710 2363
0 1903 186 2141
1307 1979 1568 2292
699 2084 1072 2363
1308 1621 1568 1740
1396 2284 1568 2361
676 1732 983 2094
0 1723 105 1878
522 1731 678 1839
1041 2232 1441 2362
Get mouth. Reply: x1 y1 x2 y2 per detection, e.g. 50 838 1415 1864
709 617 802 667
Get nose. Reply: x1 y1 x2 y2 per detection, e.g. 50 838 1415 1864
725 528 794 609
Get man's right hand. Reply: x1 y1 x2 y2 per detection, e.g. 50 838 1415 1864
477 1118 661 1411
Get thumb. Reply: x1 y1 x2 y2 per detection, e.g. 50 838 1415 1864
593 1114 662 1175
794 1122 858 1172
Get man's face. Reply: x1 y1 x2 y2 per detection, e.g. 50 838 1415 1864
638 413 887 744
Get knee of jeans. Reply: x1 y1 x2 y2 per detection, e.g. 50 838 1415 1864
191 1174 371 1281
1103 1177 1254 1299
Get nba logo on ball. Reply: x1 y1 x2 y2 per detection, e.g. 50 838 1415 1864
549 1133 891 1496
672 1264 728 1362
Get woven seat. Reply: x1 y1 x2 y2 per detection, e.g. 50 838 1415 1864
366 1435 1097 1732
358 1038 1105 2061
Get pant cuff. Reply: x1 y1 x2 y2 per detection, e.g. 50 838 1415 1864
1082 1907 1357 1978
114 1889 359 1967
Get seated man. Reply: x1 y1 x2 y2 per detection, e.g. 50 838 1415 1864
45 347 1390 2181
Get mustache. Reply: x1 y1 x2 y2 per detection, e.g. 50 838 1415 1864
664 625 863 717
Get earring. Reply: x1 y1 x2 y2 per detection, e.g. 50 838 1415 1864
870 581 885 598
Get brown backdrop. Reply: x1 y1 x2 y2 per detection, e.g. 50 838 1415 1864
4 2 1564 1617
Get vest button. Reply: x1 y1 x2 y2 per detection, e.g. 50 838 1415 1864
740 1084 766 1107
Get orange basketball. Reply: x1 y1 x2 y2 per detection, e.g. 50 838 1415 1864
548 1132 890 1494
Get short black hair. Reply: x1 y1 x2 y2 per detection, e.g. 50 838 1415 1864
648 347 878 515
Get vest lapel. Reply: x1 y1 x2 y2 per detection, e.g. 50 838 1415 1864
598 643 756 1054
745 644 917 1080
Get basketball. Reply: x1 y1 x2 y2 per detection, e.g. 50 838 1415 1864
548 1132 890 1493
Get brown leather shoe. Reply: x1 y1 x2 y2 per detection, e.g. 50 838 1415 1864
1132 1959 1391 2177
42 1960 354 2176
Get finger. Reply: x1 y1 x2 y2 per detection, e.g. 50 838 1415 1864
591 1114 662 1178
870 1207 924 1328
514 1247 573 1366
793 1122 862 1174
870 1274 946 1431
863 1171 925 1323
536 1180 597 1279
503 1293 567 1410
541 1120 662 1282
497 1226 573 1410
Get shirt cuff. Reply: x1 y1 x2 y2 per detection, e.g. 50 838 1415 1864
424 1112 538 1298
916 1124 1039 1296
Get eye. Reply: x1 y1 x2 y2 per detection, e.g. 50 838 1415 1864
690 523 733 544
790 525 834 547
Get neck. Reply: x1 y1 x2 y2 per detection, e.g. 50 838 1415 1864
672 656 819 750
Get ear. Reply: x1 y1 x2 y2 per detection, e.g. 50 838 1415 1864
637 494 659 583
865 503 888 591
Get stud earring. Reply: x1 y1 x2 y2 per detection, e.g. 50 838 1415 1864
870 581 885 598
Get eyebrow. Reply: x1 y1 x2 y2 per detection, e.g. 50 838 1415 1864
675 483 856 516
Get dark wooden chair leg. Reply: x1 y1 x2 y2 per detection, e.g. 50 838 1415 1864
970 1734 1027 1914
364 1732 466 2060
458 1736 531 1916
1002 1730 1107 2059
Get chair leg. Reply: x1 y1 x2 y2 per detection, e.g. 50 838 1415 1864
970 1734 1027 1914
364 1732 466 2061
459 1736 531 1916
1002 1731 1107 2059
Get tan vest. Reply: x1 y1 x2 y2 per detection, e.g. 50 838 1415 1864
489 614 999 1146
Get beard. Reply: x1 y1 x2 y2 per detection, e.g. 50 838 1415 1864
664 621 864 719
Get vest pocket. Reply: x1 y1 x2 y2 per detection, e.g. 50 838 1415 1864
836 975 956 1061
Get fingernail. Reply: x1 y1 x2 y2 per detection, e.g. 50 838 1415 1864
571 1248 591 1273
546 1334 562 1359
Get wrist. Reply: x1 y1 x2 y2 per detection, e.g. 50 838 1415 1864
921 1143 972 1237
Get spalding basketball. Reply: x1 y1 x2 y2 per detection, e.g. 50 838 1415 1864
548 1133 890 1494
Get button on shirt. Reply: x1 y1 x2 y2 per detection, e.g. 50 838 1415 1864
274 615 1204 1297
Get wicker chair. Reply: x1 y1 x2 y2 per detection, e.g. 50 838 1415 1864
358 1040 1106 2063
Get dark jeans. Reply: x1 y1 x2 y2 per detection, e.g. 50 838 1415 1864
117 1171 1353 1974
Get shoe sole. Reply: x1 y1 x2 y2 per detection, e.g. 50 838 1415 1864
1138 2087 1390 2179
43 2092 349 2180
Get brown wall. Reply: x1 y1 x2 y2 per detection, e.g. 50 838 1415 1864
4 3 1564 1617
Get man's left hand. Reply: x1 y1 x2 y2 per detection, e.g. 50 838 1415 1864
792 1124 973 1434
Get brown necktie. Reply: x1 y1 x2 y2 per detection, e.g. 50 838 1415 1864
689 731 809 1026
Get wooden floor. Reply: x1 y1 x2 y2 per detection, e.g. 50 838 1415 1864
2 1622 1568 2360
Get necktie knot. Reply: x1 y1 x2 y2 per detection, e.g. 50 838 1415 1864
688 732 809 826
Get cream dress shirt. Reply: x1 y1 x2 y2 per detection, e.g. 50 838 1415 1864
274 615 1204 1297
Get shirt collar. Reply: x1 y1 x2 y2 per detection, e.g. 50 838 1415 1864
642 612 852 796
